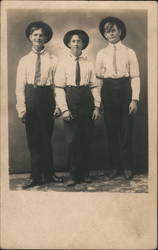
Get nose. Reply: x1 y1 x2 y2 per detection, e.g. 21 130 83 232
109 31 114 35
36 35 41 40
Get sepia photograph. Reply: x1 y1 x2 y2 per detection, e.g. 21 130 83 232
7 6 148 193
1 1 157 249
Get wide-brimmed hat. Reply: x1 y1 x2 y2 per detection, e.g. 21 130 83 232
63 29 89 50
99 16 126 41
25 21 53 43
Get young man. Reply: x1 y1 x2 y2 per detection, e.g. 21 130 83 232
96 17 140 180
54 30 100 186
16 21 63 189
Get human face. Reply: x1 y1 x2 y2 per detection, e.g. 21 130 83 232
68 34 83 57
29 28 45 50
104 24 121 44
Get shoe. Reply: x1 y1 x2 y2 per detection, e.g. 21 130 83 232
52 175 63 183
108 169 118 179
67 179 75 186
84 176 92 183
22 179 43 189
124 170 133 180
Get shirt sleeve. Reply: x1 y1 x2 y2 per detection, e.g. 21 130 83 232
89 62 101 107
51 55 58 77
95 50 104 79
128 49 140 101
54 61 68 112
16 57 27 118
131 77 140 100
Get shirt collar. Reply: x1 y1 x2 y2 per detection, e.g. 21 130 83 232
68 52 87 60
32 47 45 55
108 41 122 49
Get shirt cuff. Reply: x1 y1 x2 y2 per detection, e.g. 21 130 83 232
94 101 100 108
18 109 26 118
59 105 69 113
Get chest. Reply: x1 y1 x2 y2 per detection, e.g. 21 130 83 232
102 48 129 66
65 60 90 76
26 55 52 73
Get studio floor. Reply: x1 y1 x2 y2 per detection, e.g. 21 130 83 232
9 171 148 193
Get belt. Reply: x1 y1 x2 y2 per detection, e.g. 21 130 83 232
66 85 89 88
103 77 130 81
26 83 53 89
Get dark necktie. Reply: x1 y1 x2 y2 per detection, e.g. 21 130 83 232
113 45 117 74
34 52 41 86
75 57 80 86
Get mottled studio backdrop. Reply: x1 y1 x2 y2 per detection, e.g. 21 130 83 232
8 9 148 174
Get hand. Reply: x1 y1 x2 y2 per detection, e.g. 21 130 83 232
92 107 100 120
53 107 61 118
62 110 73 122
129 100 138 115
99 103 104 115
20 113 26 123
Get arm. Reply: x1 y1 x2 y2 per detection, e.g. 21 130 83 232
89 63 101 120
95 51 104 114
54 61 72 121
95 50 105 79
50 55 61 117
16 57 27 121
128 49 140 114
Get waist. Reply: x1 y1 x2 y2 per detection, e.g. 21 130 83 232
26 83 53 89
103 77 130 81
66 84 90 88
102 77 131 89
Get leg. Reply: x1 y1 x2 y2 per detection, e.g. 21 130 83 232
79 87 95 181
37 86 63 183
24 113 43 188
79 116 94 180
101 84 121 174
64 118 82 183
120 84 133 179
25 85 43 184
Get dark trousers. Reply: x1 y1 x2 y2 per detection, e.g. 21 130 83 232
101 77 133 171
64 86 94 180
25 85 55 182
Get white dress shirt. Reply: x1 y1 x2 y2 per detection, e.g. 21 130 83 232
54 53 101 112
95 41 140 100
16 48 57 118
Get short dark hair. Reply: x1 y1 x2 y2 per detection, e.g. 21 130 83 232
29 26 45 36
67 32 85 44
25 21 53 43
99 16 126 41
104 22 120 33
63 29 89 50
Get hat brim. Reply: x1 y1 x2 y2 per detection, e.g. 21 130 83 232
63 29 89 50
99 16 126 41
25 21 53 43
